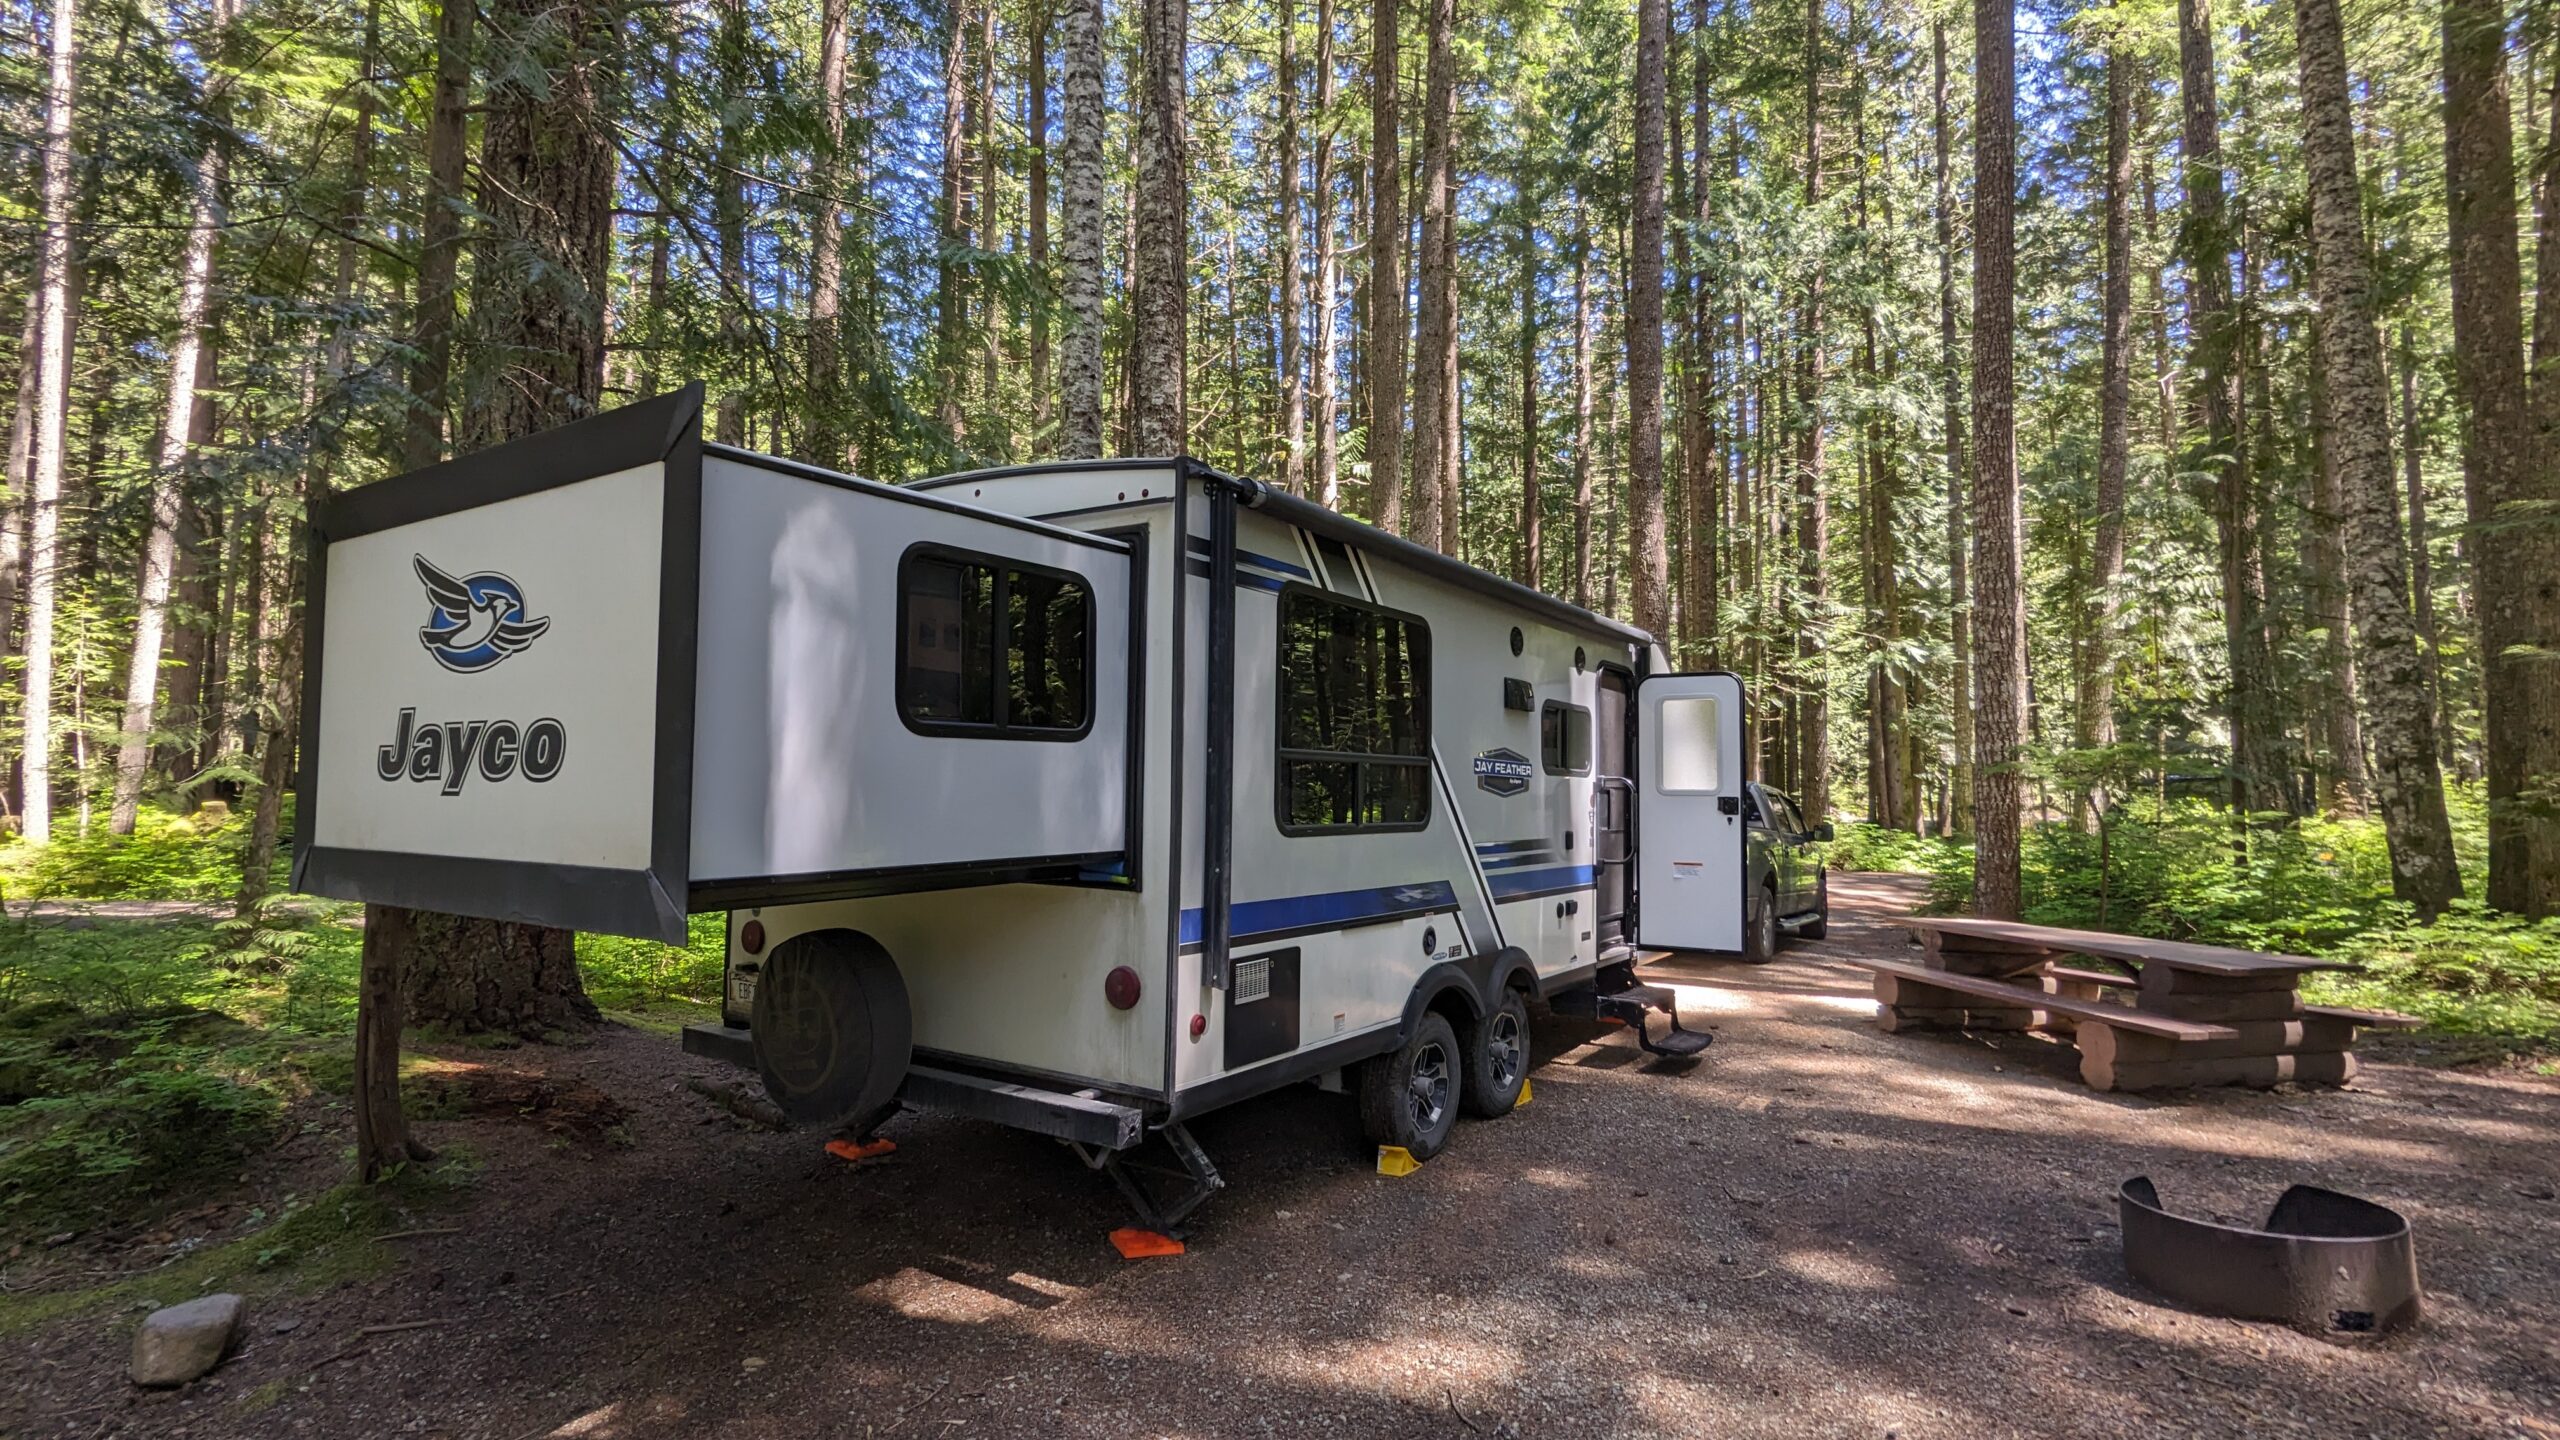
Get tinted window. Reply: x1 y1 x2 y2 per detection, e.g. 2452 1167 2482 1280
898 548 1092 737
1277 589 1431 832
1541 702 1592 775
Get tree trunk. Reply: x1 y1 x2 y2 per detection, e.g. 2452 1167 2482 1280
1311 0 1343 506
1934 20 1972 837
1368 0 1404 533
1058 0 1105 459
403 0 472 472
937 0 973 447
22 0 80 845
2399 329 2451 768
1627 0 1671 638
807 0 850 466
2081 42 2132 797
2295 0 2460 915
385 0 619 1039
1790 0 1831 822
1277 0 1306 491
2303 331 2367 815
2442 0 2560 914
712 0 749 446
1027 0 1052 439
2177 0 2281 816
1971 0 2027 918
1409 0 1457 551
1131 0 1187 456
1571 194 1596 609
355 909 434 1180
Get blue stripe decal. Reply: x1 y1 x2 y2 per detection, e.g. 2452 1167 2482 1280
1486 864 1597 899
1180 880 1460 947
1479 852 1561 871
1473 837 1551 855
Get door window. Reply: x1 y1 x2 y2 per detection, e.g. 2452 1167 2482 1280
1540 701 1592 775
1656 695 1722 794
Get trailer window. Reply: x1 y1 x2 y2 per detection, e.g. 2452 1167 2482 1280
898 547 1092 738
1656 695 1722 793
1541 701 1591 775
1276 588 1431 833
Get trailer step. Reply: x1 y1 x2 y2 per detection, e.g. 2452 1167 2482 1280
1552 983 1713 1060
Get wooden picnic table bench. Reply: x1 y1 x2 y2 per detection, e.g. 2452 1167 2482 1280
1839 916 2416 1093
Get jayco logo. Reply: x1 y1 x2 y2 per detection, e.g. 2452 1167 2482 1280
415 554 550 673
1473 747 1534 798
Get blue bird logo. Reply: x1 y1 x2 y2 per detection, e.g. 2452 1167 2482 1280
415 554 551 673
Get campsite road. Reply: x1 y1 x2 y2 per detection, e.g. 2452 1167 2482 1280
8 872 2557 1438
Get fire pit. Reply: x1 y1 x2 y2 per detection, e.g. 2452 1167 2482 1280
2119 1176 2420 1336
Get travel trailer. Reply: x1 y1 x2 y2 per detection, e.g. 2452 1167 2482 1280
296 385 1820 1228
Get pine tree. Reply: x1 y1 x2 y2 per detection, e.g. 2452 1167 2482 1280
1970 0 2027 918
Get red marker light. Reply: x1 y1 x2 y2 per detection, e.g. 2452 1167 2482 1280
1189 1013 1207 1041
740 919 766 954
1105 965 1143 1010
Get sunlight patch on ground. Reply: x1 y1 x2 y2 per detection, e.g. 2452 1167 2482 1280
1516 1166 1593 1191
1777 1247 1899 1291
1005 1270 1083 1302
855 1265 1025 1324
1652 980 1759 1014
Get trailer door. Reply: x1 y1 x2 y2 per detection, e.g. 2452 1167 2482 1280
1633 672 1745 952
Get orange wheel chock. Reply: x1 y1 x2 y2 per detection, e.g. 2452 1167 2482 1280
1108 1227 1186 1259
824 1137 898 1163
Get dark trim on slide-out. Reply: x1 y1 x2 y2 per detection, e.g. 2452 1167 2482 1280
294 384 707 942
687 851 1124 911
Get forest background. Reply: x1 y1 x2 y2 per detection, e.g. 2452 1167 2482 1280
0 0 2557 1239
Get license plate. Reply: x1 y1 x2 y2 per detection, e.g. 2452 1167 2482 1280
730 971 757 1007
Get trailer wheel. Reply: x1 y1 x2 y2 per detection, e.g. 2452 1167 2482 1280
1461 989 1532 1118
751 930 913 1127
1359 1011 1462 1161
1742 881 1780 964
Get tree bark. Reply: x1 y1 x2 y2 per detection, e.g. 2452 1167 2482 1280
1571 194 1596 609
2081 42 2132 796
402 0 472 473
1409 0 1457 550
1059 0 1105 458
1278 0 1306 491
2399 329 2451 768
385 0 619 1039
1311 0 1343 506
1934 20 1972 837
1027 0 1052 438
2442 0 2560 914
937 0 973 447
1368 0 1404 532
1517 189 1541 588
1792 0 1832 821
354 908 434 1181
807 0 851 466
2303 329 2367 815
1627 0 1671 638
22 0 81 845
2177 0 2281 816
1131 0 1187 456
1971 0 2028 917
2295 0 2460 914
112 0 232 835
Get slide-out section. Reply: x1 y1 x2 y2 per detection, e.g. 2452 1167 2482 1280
296 387 1135 941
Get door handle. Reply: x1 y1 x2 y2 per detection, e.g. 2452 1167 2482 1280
1717 795 1739 816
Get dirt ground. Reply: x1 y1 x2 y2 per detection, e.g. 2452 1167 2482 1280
7 872 2558 1439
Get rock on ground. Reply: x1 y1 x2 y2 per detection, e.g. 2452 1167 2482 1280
130 1292 244 1387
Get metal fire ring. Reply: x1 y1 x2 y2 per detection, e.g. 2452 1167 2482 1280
2119 1175 2421 1336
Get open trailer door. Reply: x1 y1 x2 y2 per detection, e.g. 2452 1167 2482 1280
295 386 1136 942
1632 671 1746 952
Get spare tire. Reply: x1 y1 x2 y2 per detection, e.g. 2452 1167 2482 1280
750 929 913 1127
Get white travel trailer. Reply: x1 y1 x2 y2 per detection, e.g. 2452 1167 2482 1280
296 386 1761 1227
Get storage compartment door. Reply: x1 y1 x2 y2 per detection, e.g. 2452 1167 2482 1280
684 452 1136 903
1633 672 1745 951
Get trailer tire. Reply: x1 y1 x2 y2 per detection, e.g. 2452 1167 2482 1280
751 930 913 1127
1461 989 1532 1118
1742 881 1780 964
1359 1012 1462 1161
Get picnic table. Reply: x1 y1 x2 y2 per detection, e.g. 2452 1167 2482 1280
1843 916 2419 1092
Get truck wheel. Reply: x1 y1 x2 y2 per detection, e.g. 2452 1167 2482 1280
1360 1012 1462 1161
1461 989 1532 1118
1799 871 1830 940
1742 881 1780 964
751 930 913 1127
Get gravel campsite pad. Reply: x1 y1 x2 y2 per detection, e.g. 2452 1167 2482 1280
5 873 2555 1438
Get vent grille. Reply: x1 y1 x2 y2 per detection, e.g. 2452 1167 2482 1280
1234 956 1272 1004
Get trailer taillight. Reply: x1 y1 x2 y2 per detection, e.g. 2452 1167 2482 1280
740 919 766 954
1105 966 1142 1010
